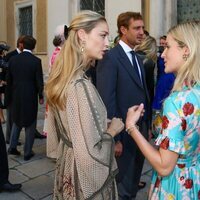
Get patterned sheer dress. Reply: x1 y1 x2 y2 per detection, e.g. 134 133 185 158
46 74 118 200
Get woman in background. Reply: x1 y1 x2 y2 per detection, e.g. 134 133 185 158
135 35 157 109
43 24 68 145
49 24 67 72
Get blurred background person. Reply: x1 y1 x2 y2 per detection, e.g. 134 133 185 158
7 35 44 161
4 35 24 145
43 24 68 157
135 35 157 111
152 35 175 137
0 116 22 192
49 24 67 73
0 44 10 124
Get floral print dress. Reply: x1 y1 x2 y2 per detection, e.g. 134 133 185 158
149 83 200 200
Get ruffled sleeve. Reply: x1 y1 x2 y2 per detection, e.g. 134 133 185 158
155 95 187 154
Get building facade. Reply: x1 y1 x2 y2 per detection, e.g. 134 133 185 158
0 0 198 71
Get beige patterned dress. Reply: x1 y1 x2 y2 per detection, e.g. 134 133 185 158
46 74 118 199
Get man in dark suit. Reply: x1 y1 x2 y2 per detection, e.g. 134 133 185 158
0 123 22 191
6 35 44 161
4 35 24 144
4 36 46 143
96 12 150 200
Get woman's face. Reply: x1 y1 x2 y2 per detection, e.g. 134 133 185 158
84 21 109 60
161 34 188 74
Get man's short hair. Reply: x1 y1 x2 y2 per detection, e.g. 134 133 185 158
23 35 36 50
17 35 25 47
117 12 143 37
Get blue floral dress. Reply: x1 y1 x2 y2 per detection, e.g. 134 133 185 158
149 83 200 200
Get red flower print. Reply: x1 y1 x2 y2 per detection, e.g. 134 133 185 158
155 177 161 188
183 102 194 116
198 190 200 199
181 118 187 131
160 137 170 149
180 176 184 181
162 116 169 129
177 163 185 168
184 179 193 189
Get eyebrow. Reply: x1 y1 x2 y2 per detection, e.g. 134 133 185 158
133 25 144 29
100 30 109 35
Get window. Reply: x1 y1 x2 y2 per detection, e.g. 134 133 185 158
19 6 32 36
15 0 35 38
177 0 200 23
80 0 105 16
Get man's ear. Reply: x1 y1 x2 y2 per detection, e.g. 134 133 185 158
77 29 86 41
120 26 127 35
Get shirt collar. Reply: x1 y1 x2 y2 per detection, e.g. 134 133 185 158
16 48 21 54
119 40 133 53
23 49 32 54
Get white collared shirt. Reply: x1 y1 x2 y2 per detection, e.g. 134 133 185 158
119 40 142 78
16 48 21 54
23 49 32 54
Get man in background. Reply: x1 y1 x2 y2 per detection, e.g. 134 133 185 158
4 36 46 144
7 35 44 161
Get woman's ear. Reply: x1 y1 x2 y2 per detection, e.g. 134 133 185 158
184 46 190 57
77 29 86 41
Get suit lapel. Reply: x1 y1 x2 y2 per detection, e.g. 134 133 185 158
116 44 143 89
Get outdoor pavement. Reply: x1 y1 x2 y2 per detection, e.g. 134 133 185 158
0 92 153 200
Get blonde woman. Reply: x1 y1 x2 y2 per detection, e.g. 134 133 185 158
126 21 200 199
45 11 124 199
135 36 157 113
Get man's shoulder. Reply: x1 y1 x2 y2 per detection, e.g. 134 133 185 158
100 45 121 63
22 52 41 61
5 50 18 61
108 44 121 55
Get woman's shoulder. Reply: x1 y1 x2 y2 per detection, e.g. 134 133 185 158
165 83 200 108
68 75 91 91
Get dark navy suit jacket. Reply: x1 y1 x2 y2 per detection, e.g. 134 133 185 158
96 44 150 142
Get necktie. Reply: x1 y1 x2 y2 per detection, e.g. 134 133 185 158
130 51 141 80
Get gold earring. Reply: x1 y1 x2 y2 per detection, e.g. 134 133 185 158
80 41 85 53
183 54 188 61
81 46 84 53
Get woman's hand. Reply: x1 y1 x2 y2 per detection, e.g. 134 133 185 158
107 117 124 137
126 103 144 129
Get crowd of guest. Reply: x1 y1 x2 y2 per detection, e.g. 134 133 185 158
0 10 199 200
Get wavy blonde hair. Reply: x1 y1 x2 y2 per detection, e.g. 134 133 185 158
45 11 106 110
135 36 157 63
169 21 200 91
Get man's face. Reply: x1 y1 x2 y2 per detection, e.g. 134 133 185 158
160 38 167 47
121 18 144 49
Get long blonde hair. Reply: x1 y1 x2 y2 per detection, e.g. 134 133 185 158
135 36 157 63
169 21 200 91
45 11 106 110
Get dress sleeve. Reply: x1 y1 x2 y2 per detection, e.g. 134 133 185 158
155 95 187 155
46 106 59 159
66 80 117 198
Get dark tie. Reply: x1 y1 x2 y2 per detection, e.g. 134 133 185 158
130 51 141 80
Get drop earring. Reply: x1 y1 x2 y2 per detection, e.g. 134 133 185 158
183 54 188 61
80 41 85 53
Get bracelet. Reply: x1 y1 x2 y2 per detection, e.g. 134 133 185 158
126 125 139 135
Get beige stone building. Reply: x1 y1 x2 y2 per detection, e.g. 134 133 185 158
0 0 199 71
